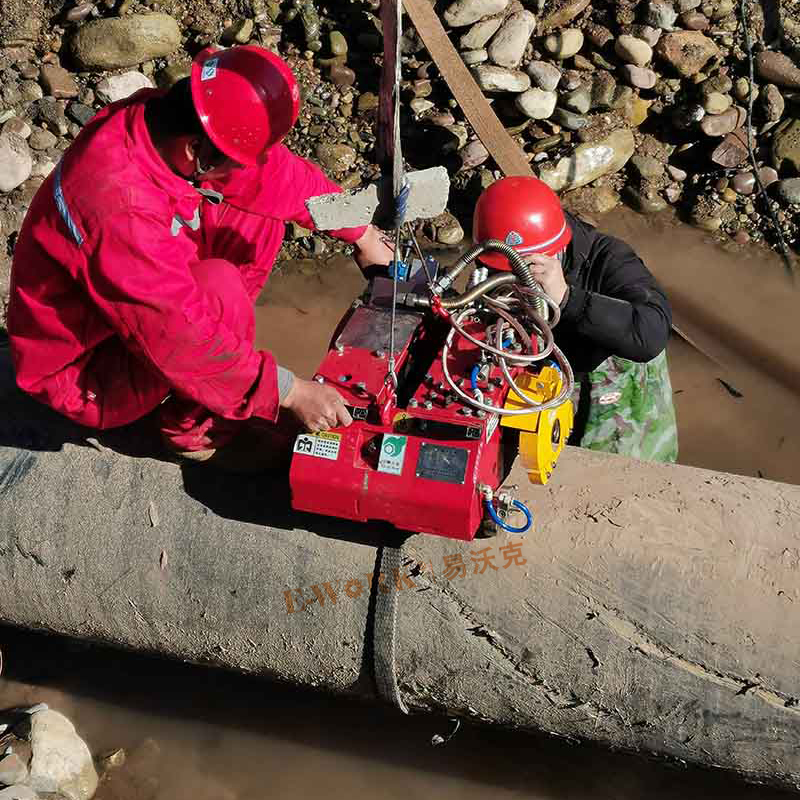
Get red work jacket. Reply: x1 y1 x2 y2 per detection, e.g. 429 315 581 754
7 89 365 429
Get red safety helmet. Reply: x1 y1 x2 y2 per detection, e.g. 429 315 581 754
191 45 301 167
472 176 572 270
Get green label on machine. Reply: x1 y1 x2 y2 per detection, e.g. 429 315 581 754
378 435 408 476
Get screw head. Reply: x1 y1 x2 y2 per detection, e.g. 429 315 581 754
356 381 367 391
423 400 433 410
409 398 418 407
375 349 386 358
461 407 473 416
314 375 325 384
476 410 487 418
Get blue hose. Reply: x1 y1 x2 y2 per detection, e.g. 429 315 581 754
470 365 480 390
484 498 533 534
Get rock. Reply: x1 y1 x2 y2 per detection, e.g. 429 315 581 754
39 65 79 100
655 31 720 77
631 25 662 47
562 84 591 114
755 51 800 89
526 60 561 91
703 92 731 114
446 123 469 150
732 171 755 194
28 127 57 150
315 142 356 173
436 215 464 244
70 14 181 70
622 94 653 127
700 108 739 136
488 10 536 68
761 84 784 123
585 23 613 48
409 98 434 114
357 92 379 112
543 29 584 60
733 77 753 102
429 111 456 127
328 30 348 56
462 49 488 65
758 166 779 187
460 16 504 49
772 119 800 174
775 178 800 204
515 87 557 118
66 102 94 126
0 753 28 785
96 71 152 104
565 184 620 214
630 154 664 180
472 64 530 92
692 212 723 232
573 54 595 71
710 0 735 18
32 158 56 179
66 2 95 23
330 64 356 88
667 164 687 181
680 10 709 29
443 0 510 28
2 118 31 139
551 107 587 130
97 748 126 771
614 35 653 67
732 229 750 245
711 128 749 167
590 72 616 109
221 18 253 45
721 187 737 203
678 0 702 10
19 80 44 105
29 710 98 800
645 1 678 29
623 185 668 213
665 184 682 203
672 102 705 128
538 0 590 31
0 787 38 800
538 127 635 191
0 134 32 192
621 64 657 89
459 139 489 170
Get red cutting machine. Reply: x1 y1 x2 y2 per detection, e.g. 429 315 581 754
289 240 575 541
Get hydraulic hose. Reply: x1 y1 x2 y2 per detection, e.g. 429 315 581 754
436 239 537 292
484 498 533 534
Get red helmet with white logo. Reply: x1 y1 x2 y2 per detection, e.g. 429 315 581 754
191 45 301 167
472 176 572 270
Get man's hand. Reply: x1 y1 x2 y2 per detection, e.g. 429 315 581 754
281 378 353 432
353 225 394 273
526 254 568 305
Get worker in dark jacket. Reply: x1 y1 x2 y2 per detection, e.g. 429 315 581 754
473 176 677 463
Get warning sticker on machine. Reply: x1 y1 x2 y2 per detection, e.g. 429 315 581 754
378 435 407 476
293 432 341 460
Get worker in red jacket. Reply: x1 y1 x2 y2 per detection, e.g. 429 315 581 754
8 45 393 470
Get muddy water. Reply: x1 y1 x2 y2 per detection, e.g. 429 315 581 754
3 214 799 800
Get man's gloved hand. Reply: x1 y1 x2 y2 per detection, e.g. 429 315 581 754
525 253 568 305
353 225 394 275
281 378 353 433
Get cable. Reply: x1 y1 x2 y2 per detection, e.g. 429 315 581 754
739 0 795 279
484 498 533 534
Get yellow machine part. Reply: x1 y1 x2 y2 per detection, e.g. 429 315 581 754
500 367 574 485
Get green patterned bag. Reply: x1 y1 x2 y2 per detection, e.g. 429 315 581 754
573 350 678 463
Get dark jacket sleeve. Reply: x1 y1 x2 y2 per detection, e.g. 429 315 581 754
559 227 672 363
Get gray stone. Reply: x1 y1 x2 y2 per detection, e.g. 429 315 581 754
630 25 661 47
667 164 687 181
1 118 31 139
775 178 800 205
755 51 800 89
772 119 800 174
733 77 754 103
622 64 657 89
645 0 678 29
0 753 28 786
538 127 635 191
66 103 94 127
0 133 32 192
28 127 57 151
0 787 38 800
515 87 557 119
655 31 720 77
551 107 587 130
306 166 450 229
614 35 653 67
543 29 584 60
487 10 536 68
527 60 561 91
538 0 590 31
460 16 504 49
70 14 181 70
703 92 731 114
32 158 56 179
471 64 530 92
31 98 67 135
672 103 705 128
96 71 153 104
562 84 591 114
710 0 735 18
630 154 664 180
29 710 98 800
461 49 488 65
444 0 510 27
436 215 465 245
590 72 616 109
761 84 784 123
677 0 701 10
699 72 732 96
680 10 709 29
156 61 192 89
20 81 43 105
623 185 668 213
